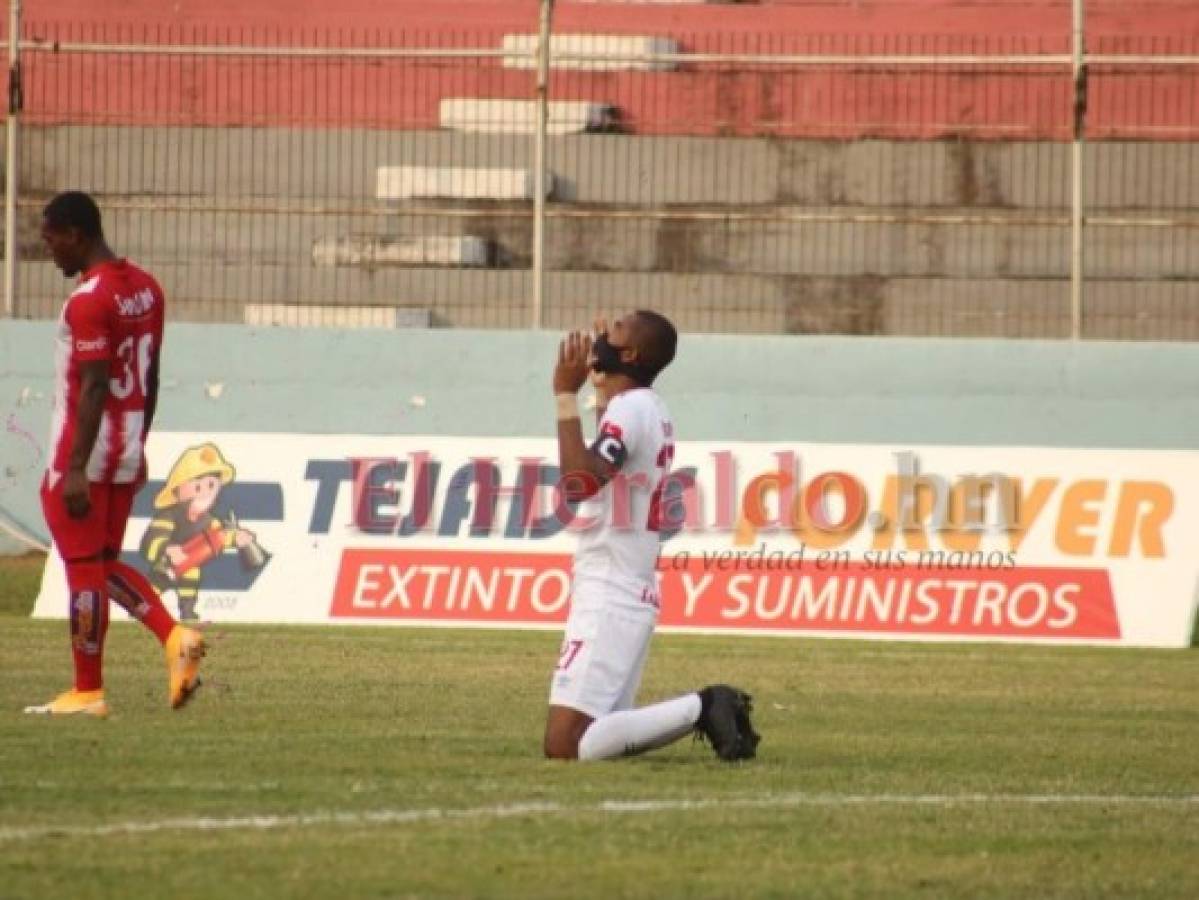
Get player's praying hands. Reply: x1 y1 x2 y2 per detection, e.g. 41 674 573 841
554 330 593 394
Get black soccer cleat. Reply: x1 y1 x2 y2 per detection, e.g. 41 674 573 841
733 692 761 758
697 685 760 762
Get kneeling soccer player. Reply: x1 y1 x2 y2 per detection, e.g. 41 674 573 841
544 310 759 762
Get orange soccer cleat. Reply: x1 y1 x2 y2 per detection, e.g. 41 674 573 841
23 688 109 718
165 625 206 709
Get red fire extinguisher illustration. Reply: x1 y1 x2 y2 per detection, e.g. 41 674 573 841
152 511 269 581
155 523 227 580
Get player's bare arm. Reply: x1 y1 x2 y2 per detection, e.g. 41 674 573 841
144 348 161 434
63 359 110 519
553 329 617 502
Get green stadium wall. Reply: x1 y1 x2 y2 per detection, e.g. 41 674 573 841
3 320 1199 553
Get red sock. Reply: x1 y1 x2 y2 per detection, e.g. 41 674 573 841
65 559 108 692
106 560 178 645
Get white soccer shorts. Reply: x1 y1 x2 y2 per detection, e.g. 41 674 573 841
548 580 658 719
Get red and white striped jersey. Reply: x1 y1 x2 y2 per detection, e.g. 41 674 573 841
48 259 165 484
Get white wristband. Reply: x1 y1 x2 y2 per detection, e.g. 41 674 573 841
555 393 580 421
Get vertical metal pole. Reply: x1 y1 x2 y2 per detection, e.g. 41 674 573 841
1069 0 1086 340
4 0 22 319
531 0 553 330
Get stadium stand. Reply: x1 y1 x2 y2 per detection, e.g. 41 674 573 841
439 99 619 135
375 167 554 202
11 1 1199 335
243 303 432 328
501 34 680 71
312 236 491 269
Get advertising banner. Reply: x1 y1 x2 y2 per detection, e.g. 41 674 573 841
34 432 1199 647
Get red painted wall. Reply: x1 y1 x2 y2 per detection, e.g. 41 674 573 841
18 1 1199 38
13 2 1199 138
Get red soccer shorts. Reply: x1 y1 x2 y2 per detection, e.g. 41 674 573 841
41 472 137 561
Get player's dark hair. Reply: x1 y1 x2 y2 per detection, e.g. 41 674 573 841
42 191 103 239
632 309 678 384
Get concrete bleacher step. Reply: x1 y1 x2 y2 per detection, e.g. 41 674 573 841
19 261 1199 339
376 166 554 201
51 128 1196 211
439 99 619 135
312 235 491 268
244 304 432 329
501 34 679 71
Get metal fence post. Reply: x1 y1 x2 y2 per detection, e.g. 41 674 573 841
1070 0 1086 339
531 0 553 331
4 0 22 319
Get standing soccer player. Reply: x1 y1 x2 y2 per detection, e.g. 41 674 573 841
544 310 760 761
25 191 205 718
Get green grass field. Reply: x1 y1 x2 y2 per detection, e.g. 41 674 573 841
1 553 1196 899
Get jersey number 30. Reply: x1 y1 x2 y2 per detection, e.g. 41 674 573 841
109 333 154 400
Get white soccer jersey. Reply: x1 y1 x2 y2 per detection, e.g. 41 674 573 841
572 387 675 598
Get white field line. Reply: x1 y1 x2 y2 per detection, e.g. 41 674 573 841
1 793 1197 844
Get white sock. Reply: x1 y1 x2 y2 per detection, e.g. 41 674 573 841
577 693 702 761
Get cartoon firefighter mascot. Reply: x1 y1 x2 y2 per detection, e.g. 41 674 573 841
140 443 266 620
